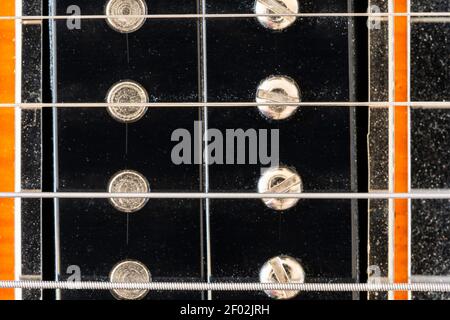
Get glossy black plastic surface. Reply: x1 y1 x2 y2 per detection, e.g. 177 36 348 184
52 0 359 300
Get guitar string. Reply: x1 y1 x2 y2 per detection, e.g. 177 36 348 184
1 12 450 20
199 0 213 301
1 280 450 292
3 191 450 199
0 9 443 109
0 101 449 108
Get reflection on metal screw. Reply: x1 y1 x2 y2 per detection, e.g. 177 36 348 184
259 255 305 299
258 166 302 210
256 75 301 120
254 0 299 30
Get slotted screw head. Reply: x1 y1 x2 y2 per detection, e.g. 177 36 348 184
256 75 301 120
258 166 303 210
259 255 305 299
254 0 299 30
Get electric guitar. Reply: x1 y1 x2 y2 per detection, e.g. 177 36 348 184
0 0 449 300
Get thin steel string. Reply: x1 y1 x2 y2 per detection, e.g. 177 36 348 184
3 192 450 199
0 101 449 108
1 280 450 292
1 12 450 20
199 0 213 301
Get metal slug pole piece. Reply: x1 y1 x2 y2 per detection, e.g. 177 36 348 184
254 0 299 30
259 256 305 299
109 260 151 300
108 170 150 213
106 80 149 123
106 0 148 33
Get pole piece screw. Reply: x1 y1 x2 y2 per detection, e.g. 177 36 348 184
258 166 302 211
256 75 301 120
254 0 299 30
259 255 305 299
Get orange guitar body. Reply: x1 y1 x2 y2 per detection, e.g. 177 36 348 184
0 0 15 300
393 0 409 300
